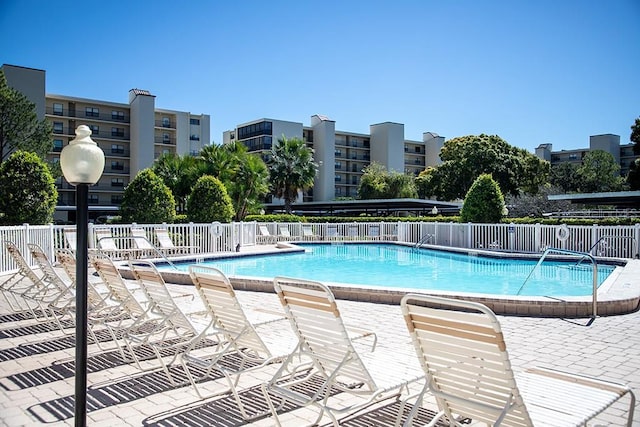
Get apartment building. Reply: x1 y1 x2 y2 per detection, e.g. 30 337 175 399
535 134 637 176
223 115 444 202
1 64 210 222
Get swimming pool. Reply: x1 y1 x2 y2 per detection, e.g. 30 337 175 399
161 243 616 297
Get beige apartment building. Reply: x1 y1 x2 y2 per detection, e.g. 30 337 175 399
223 115 445 202
1 64 210 223
535 133 637 176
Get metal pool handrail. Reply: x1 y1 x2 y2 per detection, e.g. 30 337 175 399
518 247 598 321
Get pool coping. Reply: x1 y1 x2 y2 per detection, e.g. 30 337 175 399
145 242 640 318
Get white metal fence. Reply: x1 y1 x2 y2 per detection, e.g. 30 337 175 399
1 221 639 273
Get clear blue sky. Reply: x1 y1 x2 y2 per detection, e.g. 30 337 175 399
1 0 638 153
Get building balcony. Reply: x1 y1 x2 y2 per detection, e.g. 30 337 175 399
155 120 176 129
46 107 130 123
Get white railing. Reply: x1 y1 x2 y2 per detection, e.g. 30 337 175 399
1 221 639 274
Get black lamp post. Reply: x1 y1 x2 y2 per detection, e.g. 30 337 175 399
60 125 105 426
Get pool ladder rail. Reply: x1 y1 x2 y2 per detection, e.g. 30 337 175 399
518 247 598 323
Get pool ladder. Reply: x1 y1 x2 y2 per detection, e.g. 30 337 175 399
414 234 434 250
518 247 598 322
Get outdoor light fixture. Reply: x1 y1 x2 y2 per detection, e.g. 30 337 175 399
59 125 105 427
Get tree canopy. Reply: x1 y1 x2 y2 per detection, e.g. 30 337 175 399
422 134 549 200
358 162 417 199
267 136 317 214
0 70 52 163
575 150 624 193
0 150 57 225
631 117 640 156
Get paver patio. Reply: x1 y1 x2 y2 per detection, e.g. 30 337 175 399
0 270 638 426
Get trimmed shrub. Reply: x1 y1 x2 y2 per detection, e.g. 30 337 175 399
187 175 234 223
460 174 505 223
120 169 176 224
0 150 57 225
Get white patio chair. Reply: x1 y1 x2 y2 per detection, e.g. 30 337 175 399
154 228 195 255
131 227 159 258
302 224 318 241
126 260 213 385
278 225 295 241
401 294 635 427
257 224 276 244
181 265 298 420
262 277 422 427
1 240 48 314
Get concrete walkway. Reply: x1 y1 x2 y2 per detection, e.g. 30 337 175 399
0 274 638 426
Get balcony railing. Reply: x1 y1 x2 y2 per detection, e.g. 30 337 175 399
52 127 129 140
155 137 176 145
155 120 176 129
46 107 130 123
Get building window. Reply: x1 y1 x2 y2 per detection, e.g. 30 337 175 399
162 117 170 127
53 122 63 134
111 178 124 187
111 195 123 204
335 161 342 170
111 110 125 121
111 144 124 154
163 133 170 141
335 175 342 182
162 148 171 155
190 134 200 141
88 194 99 204
111 161 124 171
53 139 63 152
85 107 99 117
111 127 125 137
335 149 342 157
237 121 273 140
89 125 99 136
53 103 63 115
190 118 200 125
415 146 421 153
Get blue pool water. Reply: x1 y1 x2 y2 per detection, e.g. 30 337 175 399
163 244 616 297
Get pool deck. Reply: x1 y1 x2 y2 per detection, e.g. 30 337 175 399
1 255 639 426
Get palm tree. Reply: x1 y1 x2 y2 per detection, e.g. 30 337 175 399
152 153 199 214
230 154 269 220
267 136 318 214
200 142 270 221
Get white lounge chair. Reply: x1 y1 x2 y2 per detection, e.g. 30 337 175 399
131 227 158 258
401 294 635 427
63 227 77 251
95 228 137 259
257 224 276 244
1 240 48 314
262 277 421 426
278 225 294 241
154 228 195 255
181 265 298 420
302 224 318 241
126 260 212 385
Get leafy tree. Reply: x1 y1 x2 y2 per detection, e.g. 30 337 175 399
0 150 57 224
415 167 435 199
199 143 239 183
358 162 417 199
152 153 200 213
120 169 176 223
627 158 640 190
187 175 234 223
428 134 549 200
460 174 505 223
549 162 580 193
358 162 389 199
0 70 52 163
576 150 624 193
267 136 317 214
631 117 640 156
